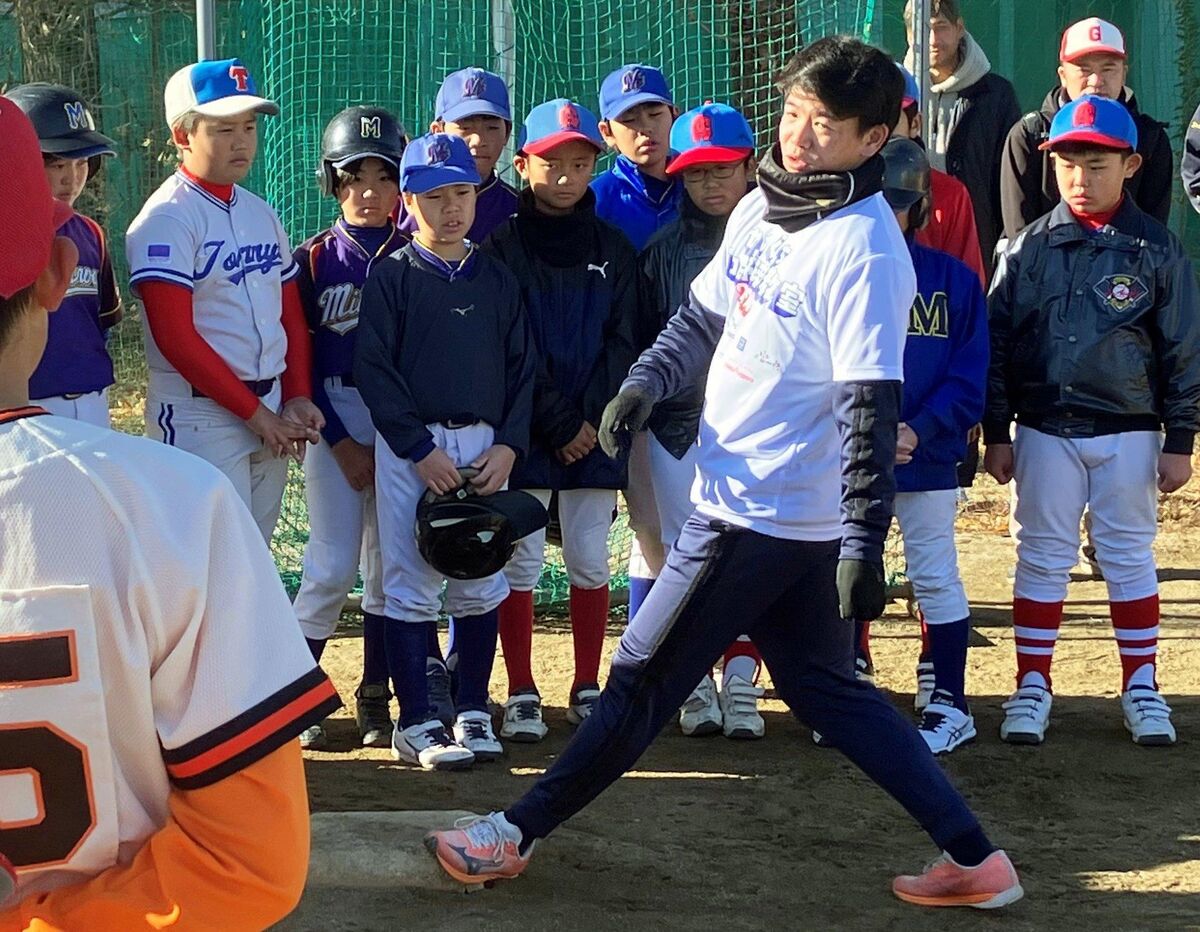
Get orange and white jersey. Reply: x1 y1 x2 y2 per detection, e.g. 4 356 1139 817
0 408 339 899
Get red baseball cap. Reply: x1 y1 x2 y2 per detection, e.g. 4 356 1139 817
0 95 74 299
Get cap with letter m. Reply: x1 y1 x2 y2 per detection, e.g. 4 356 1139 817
599 63 673 121
436 67 512 123
1059 17 1126 62
164 58 279 128
400 132 482 194
1041 93 1137 151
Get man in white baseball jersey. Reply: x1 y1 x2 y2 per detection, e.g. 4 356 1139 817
0 94 339 931
427 38 1023 910
125 58 323 541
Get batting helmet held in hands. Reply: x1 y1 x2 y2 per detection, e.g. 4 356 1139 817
6 82 116 178
317 105 408 195
415 470 548 580
881 136 930 231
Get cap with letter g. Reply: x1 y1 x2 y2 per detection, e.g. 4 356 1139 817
164 58 279 128
1059 17 1126 62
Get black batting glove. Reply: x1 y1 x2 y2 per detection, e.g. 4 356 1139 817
836 558 886 621
598 386 655 460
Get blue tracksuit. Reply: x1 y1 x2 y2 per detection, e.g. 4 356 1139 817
591 154 682 250
897 239 989 493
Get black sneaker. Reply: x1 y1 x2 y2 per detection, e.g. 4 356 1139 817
355 683 393 748
427 660 455 728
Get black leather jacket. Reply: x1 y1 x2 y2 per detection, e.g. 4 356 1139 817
983 198 1200 455
636 196 731 459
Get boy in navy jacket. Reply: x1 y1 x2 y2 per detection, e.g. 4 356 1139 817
486 100 639 742
291 106 409 751
876 137 988 755
355 133 536 771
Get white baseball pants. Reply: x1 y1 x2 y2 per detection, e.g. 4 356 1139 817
894 489 970 623
505 488 617 591
647 432 700 548
36 389 111 428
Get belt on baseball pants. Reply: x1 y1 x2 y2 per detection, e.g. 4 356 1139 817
192 378 276 399
440 414 481 430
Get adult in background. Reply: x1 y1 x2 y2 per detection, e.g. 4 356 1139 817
905 0 1020 275
1184 100 1200 214
1001 17 1172 241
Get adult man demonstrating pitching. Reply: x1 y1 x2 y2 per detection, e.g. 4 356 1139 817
427 37 1022 909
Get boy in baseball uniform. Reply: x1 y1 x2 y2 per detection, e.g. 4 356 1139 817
984 95 1200 747
354 133 536 770
428 38 1023 910
486 99 639 741
8 83 121 428
0 94 339 932
591 63 682 621
125 58 324 542
638 101 765 739
291 106 410 751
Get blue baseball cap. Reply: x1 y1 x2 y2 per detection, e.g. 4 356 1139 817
666 103 754 175
435 67 512 123
896 63 920 108
599 64 673 122
1040 94 1137 151
518 99 603 156
400 132 482 194
163 58 278 128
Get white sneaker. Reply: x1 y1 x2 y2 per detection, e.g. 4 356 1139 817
299 721 328 751
1000 685 1053 745
392 719 475 771
918 693 976 755
566 684 601 725
1121 687 1176 746
914 661 936 712
500 691 548 743
719 674 765 740
454 710 504 761
679 674 723 737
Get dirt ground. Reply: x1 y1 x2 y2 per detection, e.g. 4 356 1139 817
293 480 1200 931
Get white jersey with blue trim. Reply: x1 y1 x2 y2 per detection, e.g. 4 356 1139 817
125 171 299 390
689 187 914 541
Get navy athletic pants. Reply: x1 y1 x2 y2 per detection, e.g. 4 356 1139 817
507 513 982 849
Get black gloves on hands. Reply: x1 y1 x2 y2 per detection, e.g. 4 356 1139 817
598 386 656 459
836 558 886 621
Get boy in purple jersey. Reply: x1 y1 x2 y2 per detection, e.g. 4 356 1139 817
394 67 519 244
291 107 410 751
7 84 120 428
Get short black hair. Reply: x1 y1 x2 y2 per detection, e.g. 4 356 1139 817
333 156 399 194
0 283 36 349
1050 141 1134 160
904 0 962 28
776 36 904 134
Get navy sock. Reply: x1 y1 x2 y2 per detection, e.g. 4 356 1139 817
627 576 655 619
384 619 435 728
305 637 326 663
452 609 499 713
361 613 388 687
426 621 445 664
943 826 995 868
927 617 970 711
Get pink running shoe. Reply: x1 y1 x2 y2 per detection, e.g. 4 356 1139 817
424 813 532 884
892 850 1024 908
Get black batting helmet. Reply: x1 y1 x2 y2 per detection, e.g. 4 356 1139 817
6 83 116 178
415 470 547 580
881 136 930 231
317 105 408 195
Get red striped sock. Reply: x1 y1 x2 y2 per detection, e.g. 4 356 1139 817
569 584 609 692
1012 598 1063 690
1110 595 1160 691
498 589 536 696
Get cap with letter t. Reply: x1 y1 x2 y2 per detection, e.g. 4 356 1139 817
1040 93 1137 151
164 58 279 128
1059 17 1126 62
666 102 754 175
0 96 74 299
518 99 604 155
400 132 482 194
599 64 673 121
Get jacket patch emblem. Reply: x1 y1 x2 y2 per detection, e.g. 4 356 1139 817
1093 274 1148 313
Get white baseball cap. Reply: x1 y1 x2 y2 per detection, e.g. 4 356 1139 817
1059 17 1126 62
164 58 279 128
